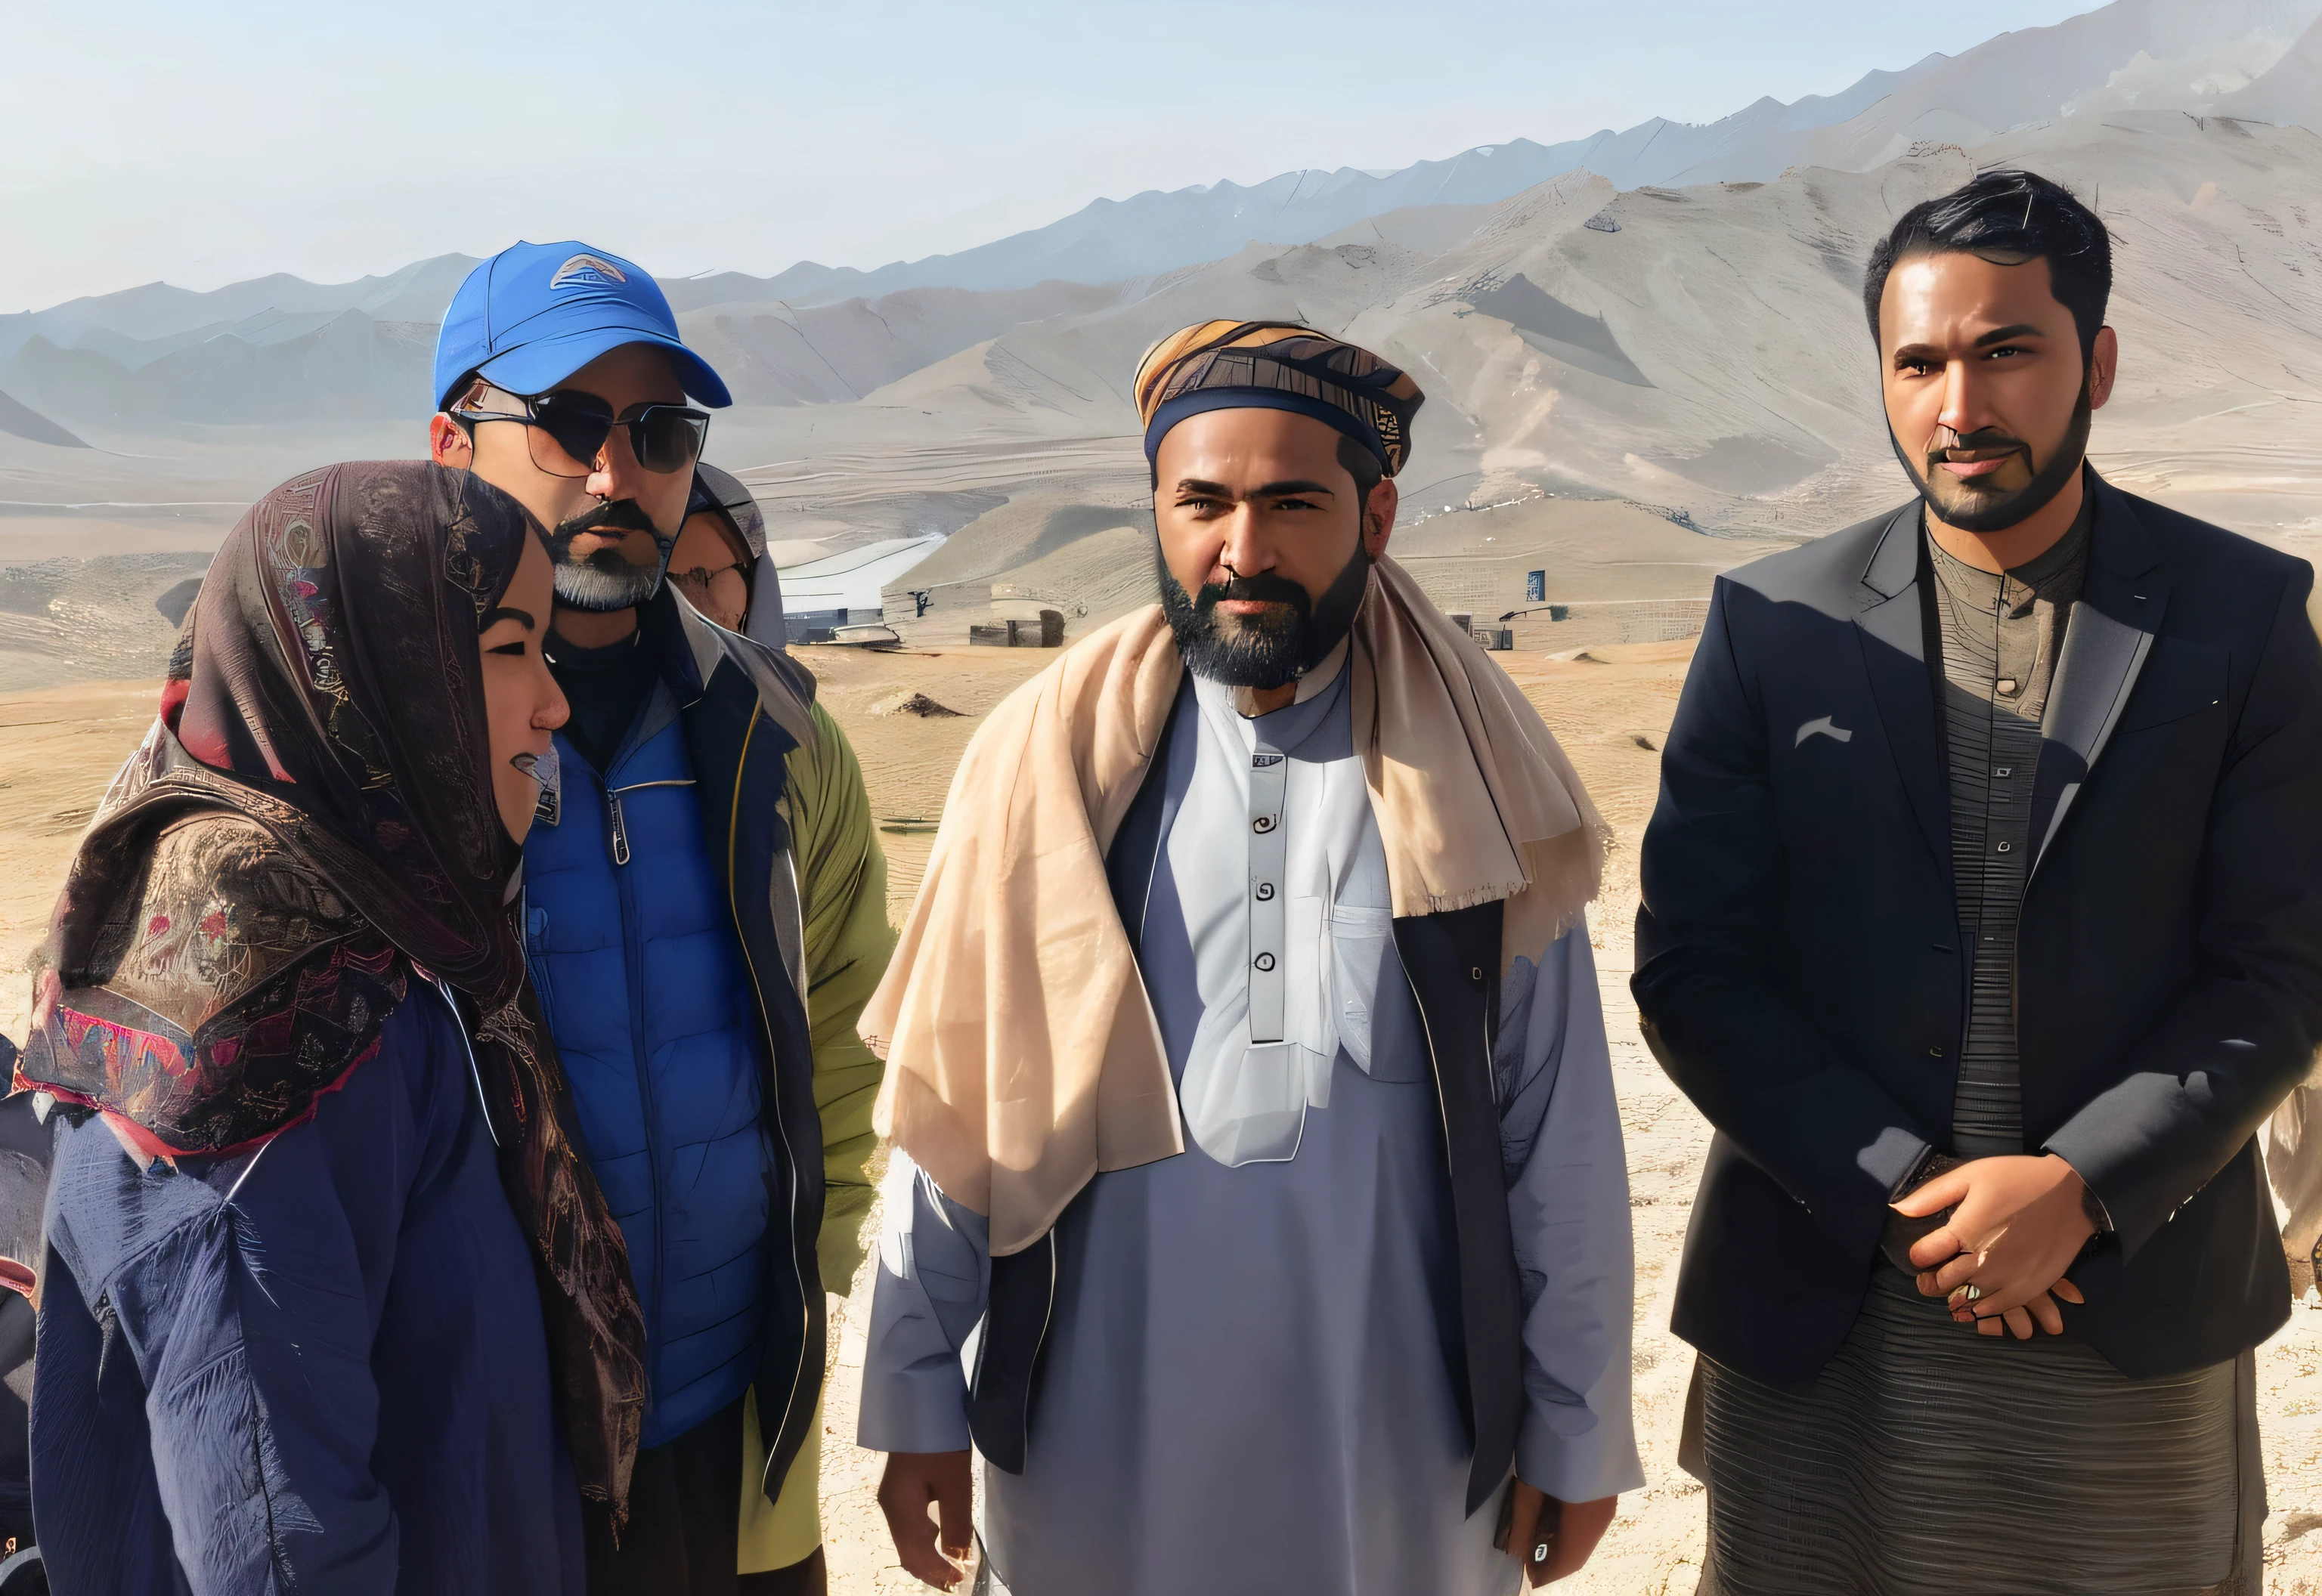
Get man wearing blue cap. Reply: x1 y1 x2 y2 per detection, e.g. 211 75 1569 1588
429 243 892 1596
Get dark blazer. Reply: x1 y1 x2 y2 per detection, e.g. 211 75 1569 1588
1634 472 2322 1386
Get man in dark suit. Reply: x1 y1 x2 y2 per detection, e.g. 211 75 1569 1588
1636 169 2322 1595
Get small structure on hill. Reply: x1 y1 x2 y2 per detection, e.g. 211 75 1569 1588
971 609 1065 648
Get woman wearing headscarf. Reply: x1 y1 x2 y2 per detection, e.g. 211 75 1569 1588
18 460 648 1594
670 462 785 645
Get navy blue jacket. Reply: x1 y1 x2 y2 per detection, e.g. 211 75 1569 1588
527 694 774 1447
32 988 585 1596
528 589 826 1490
1636 475 2322 1386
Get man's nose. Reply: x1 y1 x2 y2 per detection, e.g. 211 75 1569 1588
1216 504 1276 576
1937 358 1992 438
585 422 643 502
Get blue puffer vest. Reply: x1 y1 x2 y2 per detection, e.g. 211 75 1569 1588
524 686 773 1449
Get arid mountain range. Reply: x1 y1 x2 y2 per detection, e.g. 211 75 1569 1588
14 12 2322 1577
4 0 2320 686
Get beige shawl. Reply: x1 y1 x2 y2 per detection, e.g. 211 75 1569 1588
862 557 1605 1254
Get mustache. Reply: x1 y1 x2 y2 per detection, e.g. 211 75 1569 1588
1924 427 2032 476
1891 383 2093 536
1193 571 1313 617
1157 543 1371 691
550 499 663 545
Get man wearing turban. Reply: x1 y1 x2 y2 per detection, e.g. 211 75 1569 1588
854 323 1642 1593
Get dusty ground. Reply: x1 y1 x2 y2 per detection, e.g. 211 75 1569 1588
4 648 2320 1592
0 680 156 1043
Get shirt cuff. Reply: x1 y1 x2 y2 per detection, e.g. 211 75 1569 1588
2079 1174 2115 1233
1515 1402 1646 1505
2037 1146 2115 1235
854 1333 973 1453
854 1269 974 1453
1889 1147 1961 1202
1862 1127 1935 1203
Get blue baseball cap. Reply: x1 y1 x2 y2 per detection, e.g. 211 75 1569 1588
432 241 732 411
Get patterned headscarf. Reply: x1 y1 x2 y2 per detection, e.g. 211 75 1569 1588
18 461 649 1520
1133 320 1426 477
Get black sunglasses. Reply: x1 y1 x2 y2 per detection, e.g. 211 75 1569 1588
457 388 710 477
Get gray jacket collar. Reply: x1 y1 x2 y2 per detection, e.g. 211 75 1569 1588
657 584 818 750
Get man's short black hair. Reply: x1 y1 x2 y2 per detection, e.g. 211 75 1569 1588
1862 169 2113 357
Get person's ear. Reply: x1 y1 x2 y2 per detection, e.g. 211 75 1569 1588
430 413 473 469
2086 326 2119 412
1362 478 1398 560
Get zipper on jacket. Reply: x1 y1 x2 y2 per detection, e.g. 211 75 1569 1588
723 703 816 1487
615 827 667 1409
738 852 812 1489
585 755 670 1408
606 778 695 868
733 714 826 1493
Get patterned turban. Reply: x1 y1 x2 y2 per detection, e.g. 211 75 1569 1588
1134 320 1426 478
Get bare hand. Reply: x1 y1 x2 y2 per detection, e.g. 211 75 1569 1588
877 1449 974 1590
1892 1152 2095 1328
1496 1479 1618 1586
1923 1278 2086 1338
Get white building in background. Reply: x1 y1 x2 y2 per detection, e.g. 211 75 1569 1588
774 533 945 642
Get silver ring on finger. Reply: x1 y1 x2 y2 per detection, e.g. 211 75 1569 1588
1953 1283 1983 1303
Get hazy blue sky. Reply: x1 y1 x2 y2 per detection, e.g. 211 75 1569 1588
2 0 2104 311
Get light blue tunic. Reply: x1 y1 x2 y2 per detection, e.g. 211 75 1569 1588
859 664 1641 1596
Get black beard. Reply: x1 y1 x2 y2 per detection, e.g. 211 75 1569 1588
1893 387 2093 534
546 500 674 612
1157 542 1372 689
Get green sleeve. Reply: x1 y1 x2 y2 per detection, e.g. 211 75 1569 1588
784 700 896 1295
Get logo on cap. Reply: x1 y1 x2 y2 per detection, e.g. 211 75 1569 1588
550 253 629 290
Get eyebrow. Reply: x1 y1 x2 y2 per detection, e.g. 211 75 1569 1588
481 605 537 631
1174 478 1338 497
1891 322 2050 363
